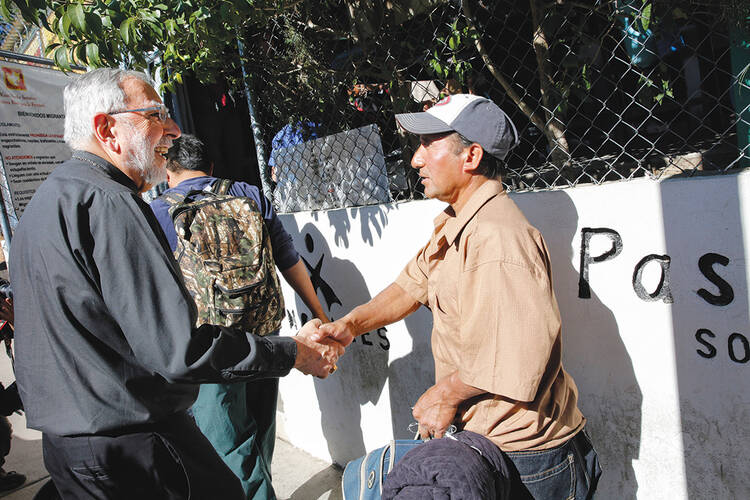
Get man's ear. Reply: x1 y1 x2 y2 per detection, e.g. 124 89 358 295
93 113 119 153
463 143 484 173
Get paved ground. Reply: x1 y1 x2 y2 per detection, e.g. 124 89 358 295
0 423 343 500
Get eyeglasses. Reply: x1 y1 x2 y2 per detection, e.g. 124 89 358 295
109 105 171 123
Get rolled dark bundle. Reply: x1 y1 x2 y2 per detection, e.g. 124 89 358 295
383 430 511 500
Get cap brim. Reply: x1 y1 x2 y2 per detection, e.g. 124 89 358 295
395 112 454 135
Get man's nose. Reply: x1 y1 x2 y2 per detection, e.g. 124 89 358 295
163 117 181 139
411 145 425 169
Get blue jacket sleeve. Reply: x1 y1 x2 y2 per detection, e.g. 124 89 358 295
149 196 179 252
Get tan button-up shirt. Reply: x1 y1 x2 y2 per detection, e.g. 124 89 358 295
396 180 584 451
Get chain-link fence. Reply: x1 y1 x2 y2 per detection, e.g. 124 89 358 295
243 0 750 212
0 12 41 57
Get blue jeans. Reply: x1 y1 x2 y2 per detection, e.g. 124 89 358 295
505 429 602 500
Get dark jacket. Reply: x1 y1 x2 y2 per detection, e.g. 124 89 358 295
10 152 297 436
383 431 511 500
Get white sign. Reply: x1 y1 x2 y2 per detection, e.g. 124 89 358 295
0 60 73 222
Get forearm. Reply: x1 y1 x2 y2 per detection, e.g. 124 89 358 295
412 370 486 438
437 371 486 405
341 282 420 337
280 259 329 322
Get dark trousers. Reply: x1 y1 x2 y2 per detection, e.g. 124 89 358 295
191 378 278 500
0 416 10 468
42 412 245 500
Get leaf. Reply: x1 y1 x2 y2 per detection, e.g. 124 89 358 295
44 42 60 56
75 43 86 64
0 0 12 23
59 10 72 41
27 0 46 11
62 9 72 33
86 12 103 36
86 43 102 66
39 12 52 31
165 18 176 35
139 9 157 22
641 2 652 32
120 17 134 45
69 3 86 33
54 46 71 72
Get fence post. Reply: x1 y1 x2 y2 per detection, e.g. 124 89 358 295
237 38 274 201
0 156 13 263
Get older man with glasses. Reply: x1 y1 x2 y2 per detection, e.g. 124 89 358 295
9 68 342 499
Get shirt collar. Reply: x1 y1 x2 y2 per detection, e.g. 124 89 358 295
177 175 212 189
71 150 139 193
434 179 506 245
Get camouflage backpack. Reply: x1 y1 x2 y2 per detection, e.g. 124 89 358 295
159 179 284 336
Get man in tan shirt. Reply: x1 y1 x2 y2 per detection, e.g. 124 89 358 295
318 94 601 498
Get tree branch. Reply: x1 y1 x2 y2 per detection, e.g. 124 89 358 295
462 1 547 132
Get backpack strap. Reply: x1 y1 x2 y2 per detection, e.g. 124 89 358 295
158 179 234 220
157 190 187 209
209 178 234 195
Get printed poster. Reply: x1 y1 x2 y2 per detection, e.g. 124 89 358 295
0 60 74 224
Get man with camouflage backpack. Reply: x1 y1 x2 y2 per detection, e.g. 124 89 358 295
150 134 329 500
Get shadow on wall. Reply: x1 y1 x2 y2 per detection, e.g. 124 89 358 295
325 205 434 441
660 174 750 499
326 204 391 249
285 219 387 463
388 307 434 440
515 190 642 500
280 205 434 464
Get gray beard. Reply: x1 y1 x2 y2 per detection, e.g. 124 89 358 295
123 125 167 186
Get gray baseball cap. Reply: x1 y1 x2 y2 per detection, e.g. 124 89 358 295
395 94 519 160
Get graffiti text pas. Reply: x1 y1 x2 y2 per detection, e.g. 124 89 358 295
578 227 746 364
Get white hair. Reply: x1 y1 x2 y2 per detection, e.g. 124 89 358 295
63 68 154 149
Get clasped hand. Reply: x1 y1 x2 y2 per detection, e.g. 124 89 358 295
293 319 348 379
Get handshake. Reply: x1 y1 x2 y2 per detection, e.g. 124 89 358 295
291 318 354 379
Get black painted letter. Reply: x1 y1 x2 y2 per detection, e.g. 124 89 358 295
697 253 734 306
377 328 390 350
632 254 673 304
579 228 623 298
695 328 717 359
728 333 749 363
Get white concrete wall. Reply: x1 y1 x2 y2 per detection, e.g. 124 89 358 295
277 171 750 500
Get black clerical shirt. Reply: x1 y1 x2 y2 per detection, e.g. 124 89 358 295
9 151 297 436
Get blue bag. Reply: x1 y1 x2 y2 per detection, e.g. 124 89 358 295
341 439 423 500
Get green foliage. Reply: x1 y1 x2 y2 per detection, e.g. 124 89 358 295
427 17 478 85
9 0 740 145
5 0 283 91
